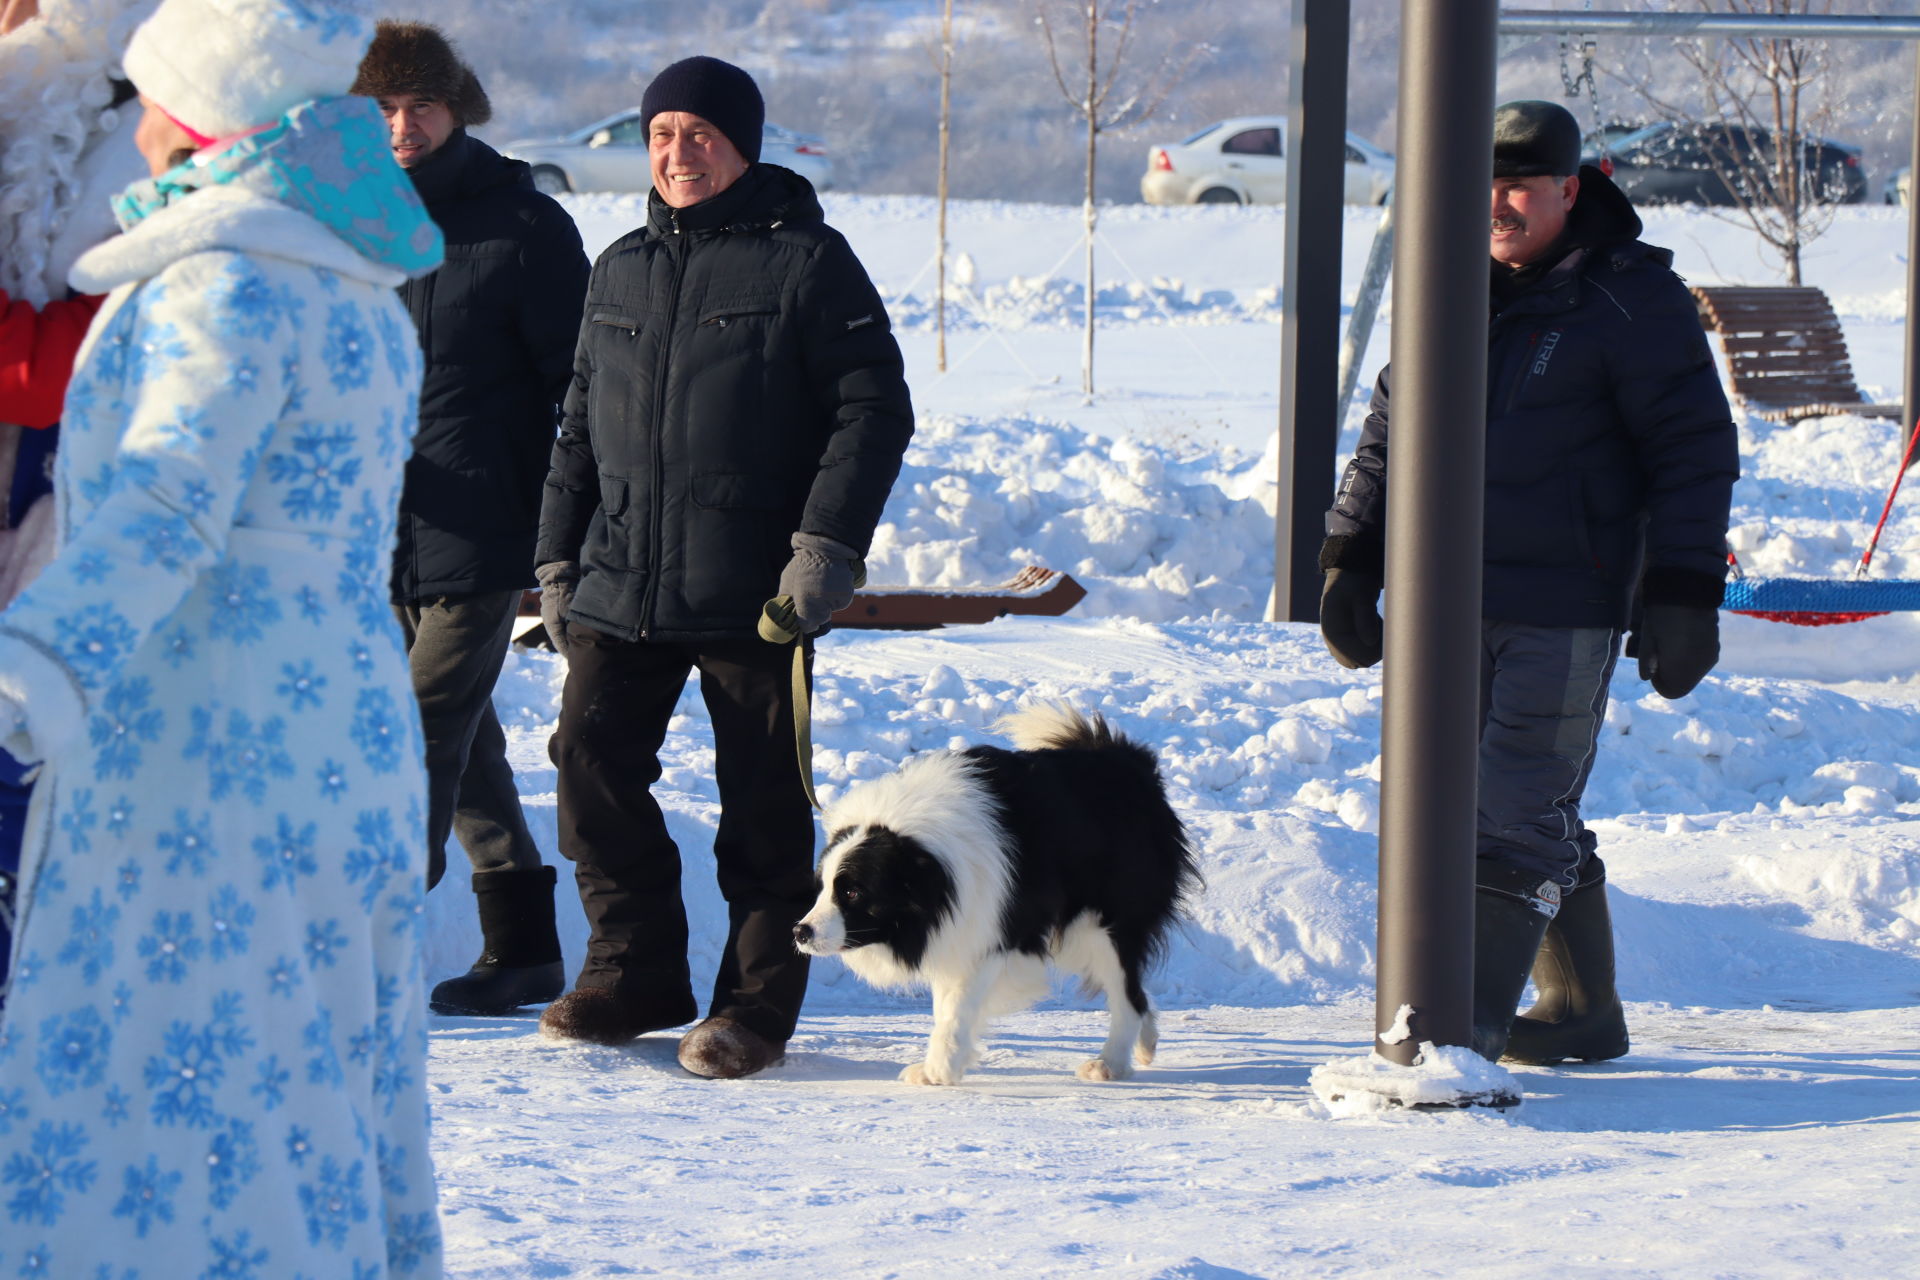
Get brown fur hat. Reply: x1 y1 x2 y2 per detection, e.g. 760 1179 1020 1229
351 20 492 127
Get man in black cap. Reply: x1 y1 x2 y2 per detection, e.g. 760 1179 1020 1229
534 55 914 1078
353 21 591 1016
1318 101 1738 1064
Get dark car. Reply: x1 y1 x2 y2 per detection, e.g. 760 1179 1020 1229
1584 121 1867 207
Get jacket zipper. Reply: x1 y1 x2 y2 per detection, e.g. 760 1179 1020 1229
1502 328 1542 415
638 209 688 639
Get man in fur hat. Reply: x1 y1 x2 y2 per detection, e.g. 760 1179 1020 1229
354 20 591 1017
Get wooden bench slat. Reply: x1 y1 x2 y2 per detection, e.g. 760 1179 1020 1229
1689 283 1897 421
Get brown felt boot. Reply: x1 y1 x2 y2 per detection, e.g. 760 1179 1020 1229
676 1016 786 1079
538 988 696 1046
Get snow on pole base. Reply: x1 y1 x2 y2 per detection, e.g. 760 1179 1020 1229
1308 1043 1522 1115
1307 1005 1522 1115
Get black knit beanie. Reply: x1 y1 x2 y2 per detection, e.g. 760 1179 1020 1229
640 56 764 164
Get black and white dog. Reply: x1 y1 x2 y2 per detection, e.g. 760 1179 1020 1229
793 705 1198 1085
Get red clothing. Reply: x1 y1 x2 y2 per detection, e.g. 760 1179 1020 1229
0 289 105 429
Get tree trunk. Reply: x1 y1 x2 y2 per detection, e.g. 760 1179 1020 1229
1083 2 1098 403
936 0 954 373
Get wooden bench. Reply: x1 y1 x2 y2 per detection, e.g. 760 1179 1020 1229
514 565 1087 646
1691 285 1903 423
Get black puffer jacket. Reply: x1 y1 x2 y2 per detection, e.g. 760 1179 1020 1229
390 131 590 603
536 164 914 642
1325 166 1738 628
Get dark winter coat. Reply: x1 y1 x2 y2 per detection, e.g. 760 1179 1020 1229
1324 165 1738 628
391 130 590 603
536 164 914 642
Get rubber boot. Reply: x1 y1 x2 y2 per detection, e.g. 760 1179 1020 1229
430 866 566 1015
1470 866 1560 1062
1505 877 1629 1065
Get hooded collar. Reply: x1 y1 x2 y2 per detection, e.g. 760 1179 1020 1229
644 162 823 237
80 95 443 291
406 129 532 207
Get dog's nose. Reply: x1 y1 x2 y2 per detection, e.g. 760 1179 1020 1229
792 923 814 945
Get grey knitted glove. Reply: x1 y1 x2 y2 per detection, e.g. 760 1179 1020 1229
777 533 862 634
536 561 580 656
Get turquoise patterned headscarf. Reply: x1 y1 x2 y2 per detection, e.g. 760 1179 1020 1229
114 95 444 278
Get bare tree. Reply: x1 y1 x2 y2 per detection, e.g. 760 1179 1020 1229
933 0 958 373
1035 0 1197 401
1630 0 1842 285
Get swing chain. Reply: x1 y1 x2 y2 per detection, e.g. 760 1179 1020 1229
1559 29 1612 175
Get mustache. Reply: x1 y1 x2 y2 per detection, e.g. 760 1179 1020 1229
1491 214 1526 233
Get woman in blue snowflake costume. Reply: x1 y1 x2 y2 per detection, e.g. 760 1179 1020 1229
0 2 448 1275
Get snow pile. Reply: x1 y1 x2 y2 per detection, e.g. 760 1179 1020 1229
864 415 1275 620
472 612 1920 1013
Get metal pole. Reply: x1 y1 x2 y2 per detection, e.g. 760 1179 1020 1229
1907 41 1920 463
1276 0 1350 623
1375 0 1496 1065
1499 10 1920 40
1337 191 1393 415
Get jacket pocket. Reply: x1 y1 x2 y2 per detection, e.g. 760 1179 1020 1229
599 474 630 517
1485 473 1594 572
591 310 643 337
690 471 792 511
696 286 781 329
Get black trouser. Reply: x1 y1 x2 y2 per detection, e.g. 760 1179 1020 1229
549 625 815 1043
396 591 543 888
1477 621 1622 891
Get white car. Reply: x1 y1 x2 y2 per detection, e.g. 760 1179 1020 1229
1140 116 1395 206
499 110 834 196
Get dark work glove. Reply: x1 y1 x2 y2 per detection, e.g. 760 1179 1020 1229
1320 568 1384 669
1635 603 1718 699
536 561 579 657
777 533 862 634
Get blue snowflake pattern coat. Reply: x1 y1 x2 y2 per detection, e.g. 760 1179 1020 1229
0 97 447 1278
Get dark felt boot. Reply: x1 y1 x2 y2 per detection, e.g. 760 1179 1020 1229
539 987 698 1046
677 1016 786 1079
1470 867 1560 1062
430 866 566 1016
1505 877 1629 1065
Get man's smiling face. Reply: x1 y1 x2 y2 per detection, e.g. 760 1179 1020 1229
649 111 749 209
1490 173 1579 267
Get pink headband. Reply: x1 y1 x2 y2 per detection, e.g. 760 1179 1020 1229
156 102 217 150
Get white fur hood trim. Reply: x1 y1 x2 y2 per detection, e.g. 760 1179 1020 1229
70 182 406 293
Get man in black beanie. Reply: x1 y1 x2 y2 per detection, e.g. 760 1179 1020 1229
535 56 914 1079
1318 101 1737 1066
353 21 591 1016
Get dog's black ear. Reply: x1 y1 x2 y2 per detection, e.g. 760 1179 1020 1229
891 835 956 926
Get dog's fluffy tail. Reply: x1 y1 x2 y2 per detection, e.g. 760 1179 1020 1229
993 702 1121 752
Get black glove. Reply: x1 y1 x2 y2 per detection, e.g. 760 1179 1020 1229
1635 602 1718 699
536 561 579 657
777 533 862 634
1320 568 1384 669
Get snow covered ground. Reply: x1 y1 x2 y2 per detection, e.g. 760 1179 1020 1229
424 197 1920 1276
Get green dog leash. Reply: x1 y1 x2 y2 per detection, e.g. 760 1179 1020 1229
757 561 865 813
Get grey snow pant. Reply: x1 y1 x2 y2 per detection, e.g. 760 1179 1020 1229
395 590 544 889
1477 621 1621 890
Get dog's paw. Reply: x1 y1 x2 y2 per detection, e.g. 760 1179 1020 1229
1134 1042 1156 1066
1077 1058 1134 1083
902 1061 965 1086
